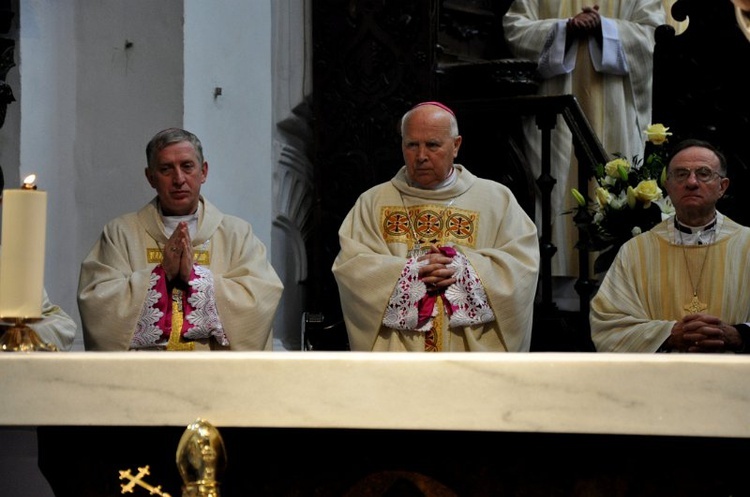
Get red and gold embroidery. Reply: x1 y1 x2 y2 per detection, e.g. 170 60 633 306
380 204 477 249
147 248 210 265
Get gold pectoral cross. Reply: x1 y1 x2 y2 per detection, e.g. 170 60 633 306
684 293 708 314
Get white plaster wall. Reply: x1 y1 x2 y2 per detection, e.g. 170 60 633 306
184 0 274 249
16 0 79 344
73 0 185 261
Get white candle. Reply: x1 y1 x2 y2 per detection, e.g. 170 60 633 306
0 175 47 319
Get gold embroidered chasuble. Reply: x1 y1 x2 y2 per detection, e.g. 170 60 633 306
78 197 283 351
332 165 540 352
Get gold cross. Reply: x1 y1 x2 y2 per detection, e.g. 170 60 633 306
119 465 172 496
684 294 708 314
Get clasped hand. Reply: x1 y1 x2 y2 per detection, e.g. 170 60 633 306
567 4 601 37
417 244 457 292
669 313 742 353
163 221 194 283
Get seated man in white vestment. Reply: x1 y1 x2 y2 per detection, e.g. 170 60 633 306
77 128 283 351
591 138 750 353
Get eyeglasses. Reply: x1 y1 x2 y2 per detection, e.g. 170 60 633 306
668 167 725 184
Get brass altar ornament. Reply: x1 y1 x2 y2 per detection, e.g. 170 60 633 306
177 418 227 497
119 465 172 496
116 419 226 496
0 317 57 352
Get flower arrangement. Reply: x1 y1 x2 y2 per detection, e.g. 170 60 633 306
570 124 675 274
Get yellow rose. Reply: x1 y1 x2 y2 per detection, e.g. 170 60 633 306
644 124 672 145
604 158 630 179
594 186 612 207
633 179 663 207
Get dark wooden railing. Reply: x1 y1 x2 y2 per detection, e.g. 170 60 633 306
451 94 608 350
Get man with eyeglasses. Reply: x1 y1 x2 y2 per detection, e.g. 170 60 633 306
590 138 750 353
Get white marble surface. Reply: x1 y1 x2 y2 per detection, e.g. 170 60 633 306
1 351 749 437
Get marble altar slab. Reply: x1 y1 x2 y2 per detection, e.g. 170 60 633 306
1 351 749 438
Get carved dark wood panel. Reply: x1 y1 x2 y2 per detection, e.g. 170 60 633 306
309 0 437 331
653 0 750 227
0 0 15 129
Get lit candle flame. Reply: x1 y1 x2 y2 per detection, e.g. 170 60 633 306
22 174 37 190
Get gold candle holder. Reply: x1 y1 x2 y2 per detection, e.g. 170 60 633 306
0 317 58 352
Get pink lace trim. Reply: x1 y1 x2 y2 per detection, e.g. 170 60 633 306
131 265 228 348
382 247 495 332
